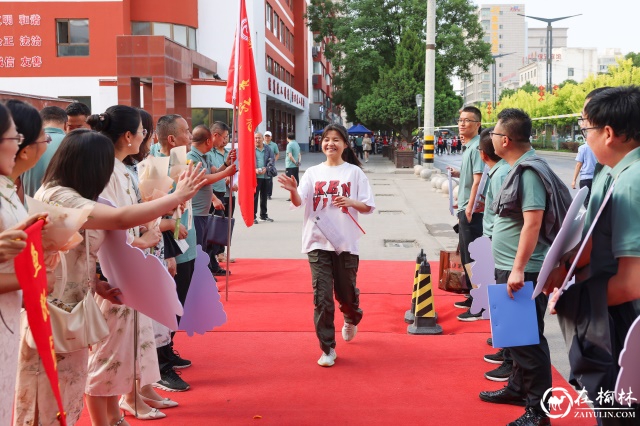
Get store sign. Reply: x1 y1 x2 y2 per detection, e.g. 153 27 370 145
490 7 500 54
0 13 43 69
267 76 307 109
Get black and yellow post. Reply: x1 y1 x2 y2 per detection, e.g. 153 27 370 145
423 134 434 164
404 249 425 324
407 259 443 335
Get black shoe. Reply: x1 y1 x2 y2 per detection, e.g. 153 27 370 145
153 368 190 392
253 219 259 224
168 348 192 369
484 348 505 364
487 337 493 346
285 198 291 201
507 407 550 426
479 387 526 406
453 297 472 309
485 360 513 382
259 216 274 222
212 268 230 277
457 308 484 321
268 196 272 200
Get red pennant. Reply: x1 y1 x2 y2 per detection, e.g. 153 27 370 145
226 0 263 227
14 220 67 426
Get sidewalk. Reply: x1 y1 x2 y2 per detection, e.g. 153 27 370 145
232 151 458 262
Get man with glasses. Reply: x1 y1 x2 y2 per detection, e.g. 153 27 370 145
21 106 67 198
480 108 571 426
448 107 485 320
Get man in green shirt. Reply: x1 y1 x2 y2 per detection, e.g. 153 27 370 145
254 132 275 223
285 132 301 200
22 106 67 198
479 109 552 426
264 131 279 200
449 107 485 320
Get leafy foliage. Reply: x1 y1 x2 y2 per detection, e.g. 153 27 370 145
306 0 492 125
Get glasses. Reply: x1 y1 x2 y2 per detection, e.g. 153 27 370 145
457 118 480 124
489 131 509 139
36 134 52 144
579 127 602 138
1 133 25 144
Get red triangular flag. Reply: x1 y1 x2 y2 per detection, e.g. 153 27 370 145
14 220 67 426
226 0 263 227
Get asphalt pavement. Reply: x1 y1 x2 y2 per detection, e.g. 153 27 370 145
228 148 576 381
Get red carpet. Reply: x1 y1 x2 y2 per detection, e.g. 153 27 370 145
77 259 592 425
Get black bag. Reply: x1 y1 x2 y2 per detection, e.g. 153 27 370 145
266 159 278 178
205 214 235 246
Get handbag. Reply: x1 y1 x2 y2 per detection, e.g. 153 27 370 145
205 214 235 246
266 159 278 178
26 230 109 353
438 248 469 294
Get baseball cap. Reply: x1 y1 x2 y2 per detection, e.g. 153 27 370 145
264 131 272 137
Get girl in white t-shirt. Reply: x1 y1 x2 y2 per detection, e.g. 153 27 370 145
278 124 375 367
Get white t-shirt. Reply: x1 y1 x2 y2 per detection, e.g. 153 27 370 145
296 162 375 254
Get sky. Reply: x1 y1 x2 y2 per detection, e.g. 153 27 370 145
498 0 638 54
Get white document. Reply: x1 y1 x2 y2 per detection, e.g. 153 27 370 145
448 169 454 216
472 166 489 213
533 187 588 299
312 209 364 255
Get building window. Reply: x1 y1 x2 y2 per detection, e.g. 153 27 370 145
131 22 197 49
266 3 272 30
273 13 279 38
57 19 89 57
266 56 273 74
280 20 285 44
568 68 574 77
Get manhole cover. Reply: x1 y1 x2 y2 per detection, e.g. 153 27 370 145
375 193 394 196
379 210 404 215
384 239 418 248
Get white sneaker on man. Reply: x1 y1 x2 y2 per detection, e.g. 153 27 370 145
317 348 337 367
342 322 357 342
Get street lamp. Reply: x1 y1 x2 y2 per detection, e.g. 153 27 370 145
416 93 423 164
518 13 581 93
492 52 514 108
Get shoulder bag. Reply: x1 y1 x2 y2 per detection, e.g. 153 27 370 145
26 230 109 353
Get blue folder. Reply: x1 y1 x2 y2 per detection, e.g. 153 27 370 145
488 282 540 348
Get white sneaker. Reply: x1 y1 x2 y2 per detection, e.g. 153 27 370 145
317 348 337 367
342 322 357 342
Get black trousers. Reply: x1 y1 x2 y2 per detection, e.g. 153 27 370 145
457 211 484 287
495 269 551 412
266 176 273 197
355 145 364 159
254 178 269 219
308 250 363 355
579 178 593 208
286 167 299 186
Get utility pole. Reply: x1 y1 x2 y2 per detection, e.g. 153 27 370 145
492 52 514 107
518 14 581 93
416 93 423 165
423 0 436 167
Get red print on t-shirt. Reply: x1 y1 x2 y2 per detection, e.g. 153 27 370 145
313 180 352 212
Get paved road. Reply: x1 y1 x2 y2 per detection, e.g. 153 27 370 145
228 150 573 381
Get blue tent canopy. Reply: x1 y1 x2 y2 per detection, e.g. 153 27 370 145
313 128 324 135
347 124 373 135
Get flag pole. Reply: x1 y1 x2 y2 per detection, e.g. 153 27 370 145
225 0 242 302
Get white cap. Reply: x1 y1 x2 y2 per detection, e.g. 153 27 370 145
264 131 272 137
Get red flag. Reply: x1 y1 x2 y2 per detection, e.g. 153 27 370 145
226 0 262 227
14 220 67 426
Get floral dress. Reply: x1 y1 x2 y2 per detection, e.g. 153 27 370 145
0 176 27 426
14 184 100 426
85 159 160 396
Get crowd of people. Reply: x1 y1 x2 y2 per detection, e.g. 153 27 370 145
1 84 639 426
449 87 640 426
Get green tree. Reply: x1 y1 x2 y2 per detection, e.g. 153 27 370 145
307 0 491 123
624 51 640 68
355 31 462 137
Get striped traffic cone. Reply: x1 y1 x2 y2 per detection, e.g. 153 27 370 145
404 249 425 324
408 259 443 335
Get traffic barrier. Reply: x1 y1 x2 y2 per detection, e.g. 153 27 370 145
404 249 425 324
407 258 443 335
